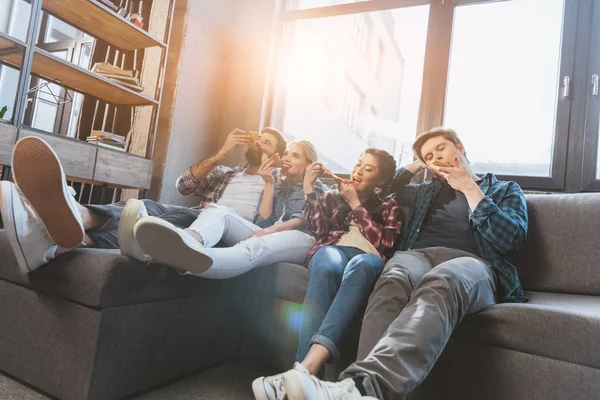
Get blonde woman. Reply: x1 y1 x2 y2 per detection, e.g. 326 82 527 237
133 140 326 279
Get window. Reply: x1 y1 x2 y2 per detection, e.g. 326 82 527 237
444 0 565 178
270 0 600 192
376 40 385 82
0 0 31 42
342 78 362 131
271 5 429 173
350 13 369 53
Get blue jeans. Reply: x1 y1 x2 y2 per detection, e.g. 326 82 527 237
296 245 385 363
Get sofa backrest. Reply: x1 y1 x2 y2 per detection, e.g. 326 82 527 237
515 193 600 296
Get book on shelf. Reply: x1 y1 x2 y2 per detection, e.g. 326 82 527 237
97 142 126 152
110 79 144 92
89 130 126 143
91 62 135 77
97 0 118 12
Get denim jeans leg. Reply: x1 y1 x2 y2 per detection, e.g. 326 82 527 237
311 252 385 361
296 246 349 362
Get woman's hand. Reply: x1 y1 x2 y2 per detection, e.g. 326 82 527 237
339 181 361 209
258 158 276 185
250 226 278 238
304 162 323 194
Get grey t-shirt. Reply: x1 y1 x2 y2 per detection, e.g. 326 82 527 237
413 183 481 257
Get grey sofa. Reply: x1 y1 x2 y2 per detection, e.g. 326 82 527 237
0 193 599 400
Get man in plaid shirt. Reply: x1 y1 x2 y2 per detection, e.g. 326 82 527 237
280 128 529 400
176 127 286 215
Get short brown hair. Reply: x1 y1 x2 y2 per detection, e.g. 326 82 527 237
261 127 287 156
412 127 464 163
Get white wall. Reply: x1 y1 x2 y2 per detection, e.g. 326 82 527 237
159 0 278 205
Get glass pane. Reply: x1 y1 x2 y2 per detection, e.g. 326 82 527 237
288 0 370 11
0 0 31 42
44 15 79 43
273 6 430 173
0 65 20 122
32 101 57 132
597 104 600 179
444 0 565 177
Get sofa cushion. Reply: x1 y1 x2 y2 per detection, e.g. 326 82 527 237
517 194 600 295
0 231 241 308
455 290 600 369
0 230 309 309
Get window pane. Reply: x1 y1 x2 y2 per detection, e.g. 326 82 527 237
44 15 79 43
597 103 600 179
0 0 31 42
444 0 565 177
273 6 429 173
0 65 20 122
288 0 370 11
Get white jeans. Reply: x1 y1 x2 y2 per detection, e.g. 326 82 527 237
186 204 315 279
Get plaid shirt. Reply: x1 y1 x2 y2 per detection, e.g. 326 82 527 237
176 164 248 210
305 190 402 263
393 168 528 303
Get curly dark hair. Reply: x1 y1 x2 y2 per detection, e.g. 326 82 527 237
333 148 398 227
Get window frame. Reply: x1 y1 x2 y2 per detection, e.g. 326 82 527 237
580 0 600 191
265 0 600 192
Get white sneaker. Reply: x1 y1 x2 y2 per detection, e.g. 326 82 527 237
118 199 151 262
252 363 310 400
0 181 58 274
285 371 370 400
12 136 84 248
133 216 213 274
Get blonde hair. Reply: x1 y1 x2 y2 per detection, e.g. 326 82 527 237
287 140 318 164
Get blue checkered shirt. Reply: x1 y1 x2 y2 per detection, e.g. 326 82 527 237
393 168 528 303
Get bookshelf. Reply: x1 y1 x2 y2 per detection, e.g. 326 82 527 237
0 0 175 191
43 0 166 51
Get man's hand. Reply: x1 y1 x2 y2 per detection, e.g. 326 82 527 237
339 181 361 209
304 162 323 194
257 158 276 185
217 129 252 159
433 154 485 210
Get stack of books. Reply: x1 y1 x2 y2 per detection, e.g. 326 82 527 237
86 130 127 152
91 63 144 92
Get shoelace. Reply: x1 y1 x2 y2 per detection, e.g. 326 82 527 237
311 377 358 400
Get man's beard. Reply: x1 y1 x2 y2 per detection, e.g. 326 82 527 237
245 148 264 166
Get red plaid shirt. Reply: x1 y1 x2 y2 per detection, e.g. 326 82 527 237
176 164 247 210
305 190 402 262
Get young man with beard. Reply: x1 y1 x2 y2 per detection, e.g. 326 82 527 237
0 127 286 273
257 128 528 400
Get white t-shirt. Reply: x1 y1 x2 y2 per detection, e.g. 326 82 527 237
217 172 265 222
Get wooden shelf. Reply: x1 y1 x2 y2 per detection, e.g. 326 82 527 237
43 0 165 51
12 128 152 189
0 31 25 70
0 48 158 106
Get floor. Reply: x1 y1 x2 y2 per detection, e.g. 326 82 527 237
0 361 275 400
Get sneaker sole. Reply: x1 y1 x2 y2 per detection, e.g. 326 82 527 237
0 182 31 274
12 137 84 248
118 199 144 259
251 377 271 400
134 217 213 274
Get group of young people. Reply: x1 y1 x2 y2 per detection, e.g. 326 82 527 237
0 126 528 400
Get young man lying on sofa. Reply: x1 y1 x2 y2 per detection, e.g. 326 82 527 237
0 127 294 273
254 127 529 400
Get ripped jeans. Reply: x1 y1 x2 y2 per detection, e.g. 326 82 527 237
185 204 315 279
